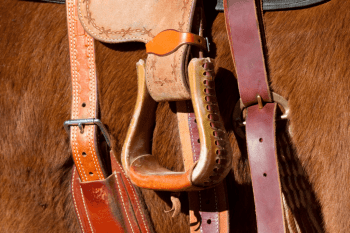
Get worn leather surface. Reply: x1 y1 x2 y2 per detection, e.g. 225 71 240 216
68 1 154 232
72 154 154 233
216 0 327 10
122 59 232 191
122 60 194 191
78 0 195 43
67 0 106 182
177 102 230 233
224 0 271 106
77 0 200 101
246 104 284 233
224 0 285 232
187 58 232 186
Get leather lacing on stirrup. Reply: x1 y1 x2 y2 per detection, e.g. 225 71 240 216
121 2 232 192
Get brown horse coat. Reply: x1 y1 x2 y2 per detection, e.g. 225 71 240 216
1 0 349 232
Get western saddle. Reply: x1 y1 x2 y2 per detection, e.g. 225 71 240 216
40 0 327 232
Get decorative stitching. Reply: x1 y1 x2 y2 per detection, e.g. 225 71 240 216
78 0 152 43
72 120 88 181
115 173 135 233
80 186 95 233
178 0 189 32
85 32 104 180
115 162 149 233
69 2 78 119
187 103 196 159
87 35 96 118
71 167 86 233
68 0 89 181
214 188 219 233
87 126 103 179
199 191 203 233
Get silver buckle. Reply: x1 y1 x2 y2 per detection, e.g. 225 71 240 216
64 118 111 147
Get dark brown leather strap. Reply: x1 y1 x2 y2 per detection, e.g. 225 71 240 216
246 104 284 232
224 0 285 232
224 0 271 107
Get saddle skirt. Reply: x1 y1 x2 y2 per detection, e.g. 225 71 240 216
78 0 200 101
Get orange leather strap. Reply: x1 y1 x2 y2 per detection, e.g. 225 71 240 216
67 1 155 232
71 152 154 233
146 29 207 56
66 0 105 182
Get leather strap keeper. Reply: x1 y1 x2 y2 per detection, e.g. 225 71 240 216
67 1 154 232
146 30 207 56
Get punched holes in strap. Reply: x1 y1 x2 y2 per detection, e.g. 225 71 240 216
246 104 285 233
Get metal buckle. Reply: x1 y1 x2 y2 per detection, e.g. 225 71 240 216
232 92 289 138
64 118 111 147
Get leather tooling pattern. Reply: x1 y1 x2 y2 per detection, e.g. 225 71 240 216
82 0 154 38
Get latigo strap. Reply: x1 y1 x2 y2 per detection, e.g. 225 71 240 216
224 0 285 232
176 59 230 233
66 0 153 232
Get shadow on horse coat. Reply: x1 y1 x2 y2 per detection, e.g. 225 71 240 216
1 0 349 232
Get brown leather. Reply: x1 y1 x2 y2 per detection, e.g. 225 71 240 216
224 0 285 232
72 153 154 233
246 104 285 232
122 60 194 191
122 59 232 191
78 0 196 44
187 58 232 186
146 30 207 56
176 103 230 233
188 185 230 233
77 0 200 101
68 1 154 232
224 0 271 107
67 0 105 182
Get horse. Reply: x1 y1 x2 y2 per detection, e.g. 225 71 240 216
1 0 349 232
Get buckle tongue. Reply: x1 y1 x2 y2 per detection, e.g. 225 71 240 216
64 118 111 147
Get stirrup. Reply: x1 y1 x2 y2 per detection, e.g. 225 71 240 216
121 58 232 191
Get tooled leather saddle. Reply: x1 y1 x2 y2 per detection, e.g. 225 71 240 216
38 0 327 232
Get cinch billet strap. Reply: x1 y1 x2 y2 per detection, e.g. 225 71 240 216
224 0 285 232
66 0 105 182
66 0 153 232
